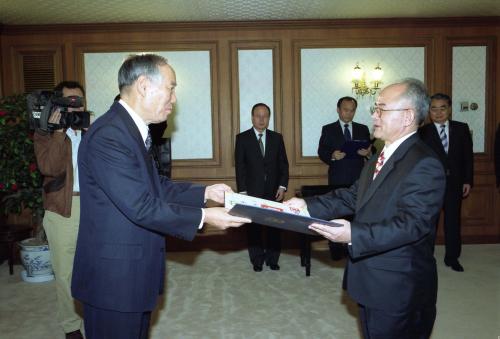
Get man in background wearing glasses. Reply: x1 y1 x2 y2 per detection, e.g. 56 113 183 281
419 93 473 272
286 78 445 339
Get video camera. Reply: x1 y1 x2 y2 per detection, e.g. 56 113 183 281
27 90 91 131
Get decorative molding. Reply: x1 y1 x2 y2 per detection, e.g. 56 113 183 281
3 17 500 35
9 44 64 94
461 185 495 228
73 41 222 167
445 36 497 169
229 40 282 165
292 38 432 164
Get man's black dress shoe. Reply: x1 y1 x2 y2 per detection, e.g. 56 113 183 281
253 264 263 272
445 259 464 272
269 264 280 271
66 330 84 339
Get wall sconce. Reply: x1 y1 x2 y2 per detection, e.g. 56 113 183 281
351 63 383 98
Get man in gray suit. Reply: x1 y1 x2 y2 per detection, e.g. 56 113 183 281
286 79 445 339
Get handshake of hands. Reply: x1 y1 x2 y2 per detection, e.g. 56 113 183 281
202 184 251 230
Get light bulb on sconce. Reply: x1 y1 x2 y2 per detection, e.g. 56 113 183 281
371 63 383 89
352 63 363 82
351 62 383 98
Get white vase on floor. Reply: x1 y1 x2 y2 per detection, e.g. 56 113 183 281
19 237 54 283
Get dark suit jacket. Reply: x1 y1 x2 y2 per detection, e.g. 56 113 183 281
307 134 445 312
318 121 370 186
72 102 206 312
419 120 473 189
235 128 289 200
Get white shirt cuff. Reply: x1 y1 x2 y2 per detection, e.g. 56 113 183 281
198 209 205 229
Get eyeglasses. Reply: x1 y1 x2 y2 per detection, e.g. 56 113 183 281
370 105 410 117
429 106 449 113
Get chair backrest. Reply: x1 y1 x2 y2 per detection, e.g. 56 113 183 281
300 185 332 198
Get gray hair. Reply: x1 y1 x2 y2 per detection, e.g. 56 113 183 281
395 78 430 125
118 54 169 92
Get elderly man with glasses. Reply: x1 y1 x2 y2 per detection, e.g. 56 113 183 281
286 78 445 339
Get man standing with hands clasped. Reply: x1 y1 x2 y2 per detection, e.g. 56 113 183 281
235 103 289 272
419 93 473 272
71 54 249 339
286 79 445 339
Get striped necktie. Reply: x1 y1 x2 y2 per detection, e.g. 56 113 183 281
373 151 385 179
440 124 448 153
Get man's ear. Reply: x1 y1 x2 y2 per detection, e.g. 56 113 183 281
404 109 416 127
135 75 149 97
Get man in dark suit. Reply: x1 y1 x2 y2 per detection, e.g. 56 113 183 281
235 103 289 272
317 96 371 260
419 93 473 272
71 54 249 339
286 79 445 339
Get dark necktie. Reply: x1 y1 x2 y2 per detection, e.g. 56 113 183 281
440 124 448 153
258 133 265 157
344 123 352 141
145 131 152 152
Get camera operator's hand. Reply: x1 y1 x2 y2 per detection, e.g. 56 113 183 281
48 109 64 133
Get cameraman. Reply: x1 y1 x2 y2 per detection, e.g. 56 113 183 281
34 81 86 339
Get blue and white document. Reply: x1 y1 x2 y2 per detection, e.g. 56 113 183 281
225 192 341 235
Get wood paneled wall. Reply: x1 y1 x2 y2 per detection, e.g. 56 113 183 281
2 17 499 250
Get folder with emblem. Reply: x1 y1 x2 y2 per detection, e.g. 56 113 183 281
228 204 341 235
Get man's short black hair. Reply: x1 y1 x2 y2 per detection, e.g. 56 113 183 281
54 81 85 96
251 103 271 116
337 96 357 109
430 93 452 106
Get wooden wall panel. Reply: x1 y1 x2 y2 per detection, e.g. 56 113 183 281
1 18 499 250
8 45 63 93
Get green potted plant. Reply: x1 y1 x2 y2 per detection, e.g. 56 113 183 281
0 93 53 281
0 93 43 222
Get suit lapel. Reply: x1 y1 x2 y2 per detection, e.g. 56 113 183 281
333 121 343 141
447 120 456 154
357 135 418 210
247 129 265 159
356 156 377 209
352 123 361 140
115 103 156 181
264 131 274 159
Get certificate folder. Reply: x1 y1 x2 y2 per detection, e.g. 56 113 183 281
229 204 341 235
341 140 371 159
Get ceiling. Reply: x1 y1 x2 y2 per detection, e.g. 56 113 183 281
1 0 499 25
